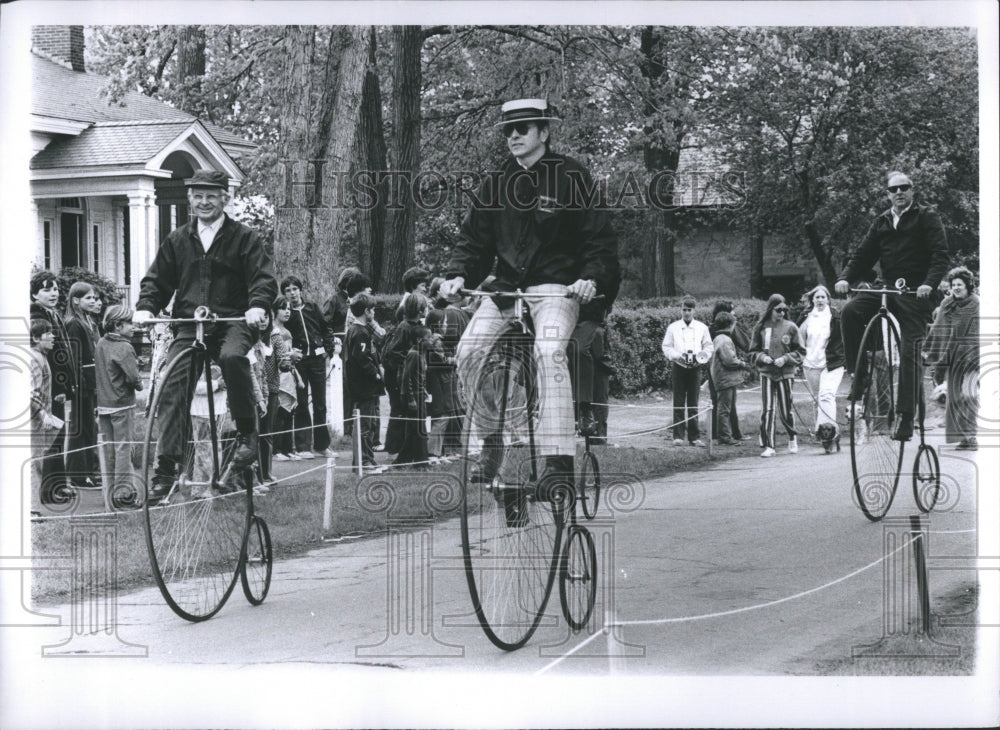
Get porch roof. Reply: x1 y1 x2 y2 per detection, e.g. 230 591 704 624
31 120 197 170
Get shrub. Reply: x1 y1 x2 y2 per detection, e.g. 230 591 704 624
52 266 125 313
606 298 765 396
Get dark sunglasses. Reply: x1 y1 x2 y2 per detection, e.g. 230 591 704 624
774 306 788 313
502 121 534 138
887 184 912 193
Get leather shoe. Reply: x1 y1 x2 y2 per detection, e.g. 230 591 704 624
892 414 913 442
233 432 259 467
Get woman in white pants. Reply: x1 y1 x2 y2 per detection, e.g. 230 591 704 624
797 285 845 439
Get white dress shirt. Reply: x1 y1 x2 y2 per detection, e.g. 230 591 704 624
197 215 225 252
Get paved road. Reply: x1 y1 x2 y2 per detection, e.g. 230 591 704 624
6 428 988 726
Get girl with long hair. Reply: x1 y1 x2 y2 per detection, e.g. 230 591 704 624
750 294 806 457
796 285 845 441
64 281 101 488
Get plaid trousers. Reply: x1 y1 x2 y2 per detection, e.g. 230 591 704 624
456 284 579 457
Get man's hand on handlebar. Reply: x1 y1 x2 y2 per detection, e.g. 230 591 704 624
245 307 267 328
132 310 154 325
916 284 933 299
834 280 850 295
566 278 598 304
439 277 465 302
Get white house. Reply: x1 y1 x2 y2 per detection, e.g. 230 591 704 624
29 26 254 303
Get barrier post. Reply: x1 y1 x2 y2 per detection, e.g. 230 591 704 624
322 454 336 531
354 408 363 476
706 402 714 457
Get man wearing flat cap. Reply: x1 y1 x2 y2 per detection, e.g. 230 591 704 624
134 169 277 503
440 98 619 494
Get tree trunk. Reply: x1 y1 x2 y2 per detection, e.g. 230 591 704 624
639 26 682 297
804 220 838 285
355 28 388 286
175 26 206 115
383 25 423 293
749 225 765 298
273 26 368 298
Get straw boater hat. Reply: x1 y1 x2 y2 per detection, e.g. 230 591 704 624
494 98 562 126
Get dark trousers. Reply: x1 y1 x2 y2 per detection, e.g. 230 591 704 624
708 376 743 440
384 387 405 454
260 392 279 480
715 386 738 442
40 399 68 501
671 363 702 441
353 396 380 466
569 320 612 433
841 292 932 416
67 389 98 483
395 404 428 466
293 355 330 453
157 323 255 465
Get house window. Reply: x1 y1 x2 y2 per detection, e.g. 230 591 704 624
92 223 101 274
43 220 52 269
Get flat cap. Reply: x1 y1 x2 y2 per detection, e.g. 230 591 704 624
185 169 229 189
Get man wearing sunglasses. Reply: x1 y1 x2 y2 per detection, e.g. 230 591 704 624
440 97 619 494
834 171 950 441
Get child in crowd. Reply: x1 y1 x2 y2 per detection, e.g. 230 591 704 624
344 293 385 471
29 271 76 503
423 331 452 463
263 298 294 469
64 281 101 489
270 296 301 460
190 364 230 494
29 319 65 507
397 326 434 467
95 305 143 506
750 294 806 457
709 312 748 446
248 312 273 487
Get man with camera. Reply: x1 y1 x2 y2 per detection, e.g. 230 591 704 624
661 296 714 446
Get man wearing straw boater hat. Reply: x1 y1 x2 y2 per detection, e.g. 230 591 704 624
134 169 277 503
440 97 619 496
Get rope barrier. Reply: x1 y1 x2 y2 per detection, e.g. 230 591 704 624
535 534 922 676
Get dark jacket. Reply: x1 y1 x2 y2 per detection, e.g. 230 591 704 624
796 307 845 371
65 316 97 394
344 321 385 400
136 214 277 319
30 302 76 399
445 151 619 295
95 333 142 409
382 319 425 392
709 320 751 354
839 203 949 290
426 303 471 357
286 302 335 358
322 290 350 338
400 342 429 413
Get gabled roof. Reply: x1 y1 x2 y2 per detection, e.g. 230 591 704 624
32 52 193 125
31 120 196 169
31 52 254 164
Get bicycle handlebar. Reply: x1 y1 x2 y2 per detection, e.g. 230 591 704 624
460 288 605 301
849 277 917 296
137 305 247 325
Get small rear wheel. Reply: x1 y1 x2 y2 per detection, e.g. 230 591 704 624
579 449 600 520
912 444 941 513
559 525 597 631
241 515 273 605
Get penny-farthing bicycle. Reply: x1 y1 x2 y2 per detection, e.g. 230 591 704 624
848 280 941 521
139 306 272 621
459 289 599 650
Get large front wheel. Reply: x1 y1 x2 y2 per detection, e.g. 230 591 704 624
849 315 905 521
141 346 251 621
460 334 564 651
